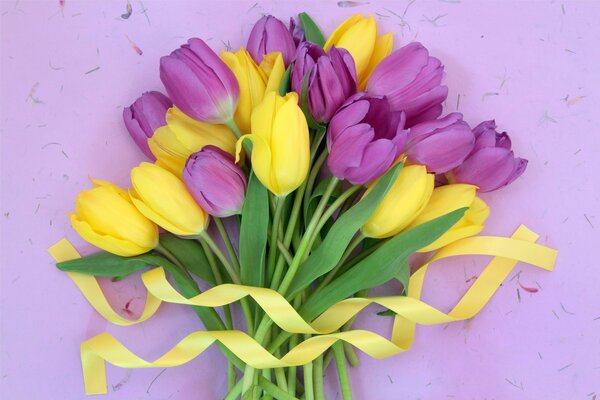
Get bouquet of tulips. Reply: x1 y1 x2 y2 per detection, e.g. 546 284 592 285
54 12 540 400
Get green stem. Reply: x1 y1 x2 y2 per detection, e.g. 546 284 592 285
313 355 325 400
267 196 286 285
259 376 300 400
287 334 299 396
155 243 193 280
276 240 294 266
303 358 315 400
227 362 236 391
332 342 353 400
214 217 241 272
303 150 328 210
225 118 252 156
224 378 243 400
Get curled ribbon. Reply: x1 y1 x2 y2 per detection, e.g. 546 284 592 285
48 225 556 395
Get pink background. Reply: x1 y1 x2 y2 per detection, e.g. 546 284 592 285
2 0 600 398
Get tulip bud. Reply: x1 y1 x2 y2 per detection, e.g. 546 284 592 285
70 179 159 257
160 38 239 124
367 42 448 126
361 165 434 239
324 14 393 86
246 15 297 66
451 120 528 192
147 126 190 177
407 184 490 252
123 91 172 159
221 49 284 134
306 46 357 123
236 91 309 196
183 146 247 217
291 42 326 96
406 113 475 173
130 162 208 236
327 93 408 185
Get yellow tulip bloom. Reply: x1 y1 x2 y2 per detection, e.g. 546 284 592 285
236 91 309 196
324 14 393 86
130 162 208 236
407 184 490 252
70 179 158 257
147 125 189 177
362 165 434 239
221 49 285 134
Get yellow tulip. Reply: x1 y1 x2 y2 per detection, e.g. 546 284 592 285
236 91 309 196
130 162 208 236
324 14 393 86
148 107 239 177
362 165 434 239
70 179 158 257
259 51 286 93
407 184 490 252
221 49 285 134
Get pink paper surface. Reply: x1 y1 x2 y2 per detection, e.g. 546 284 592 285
1 1 599 398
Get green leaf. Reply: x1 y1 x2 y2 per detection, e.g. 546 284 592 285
159 233 215 285
299 208 468 321
57 251 166 278
239 172 269 286
298 12 326 47
278 65 292 96
287 163 403 298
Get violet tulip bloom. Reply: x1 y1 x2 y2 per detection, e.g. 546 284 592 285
367 42 448 126
247 15 297 66
327 93 408 185
452 120 528 192
123 91 172 159
307 46 357 123
291 42 325 96
160 38 239 124
183 145 247 217
406 113 475 173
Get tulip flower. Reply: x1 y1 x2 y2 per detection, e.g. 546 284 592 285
367 42 448 126
324 13 393 88
406 113 475 173
236 91 309 196
221 49 284 134
246 15 296 66
130 162 208 236
451 120 528 192
160 38 239 124
361 165 434 239
70 179 158 257
291 41 325 95
183 146 247 218
306 46 357 123
407 184 490 252
327 93 408 185
123 91 172 159
147 126 190 177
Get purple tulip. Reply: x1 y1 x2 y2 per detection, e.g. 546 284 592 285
367 42 448 126
451 120 528 192
406 113 475 173
247 15 297 66
183 146 247 217
291 41 325 97
160 38 239 124
327 93 408 185
306 46 357 123
288 17 305 47
123 91 172 159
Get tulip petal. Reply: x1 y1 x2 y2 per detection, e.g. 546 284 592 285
262 52 286 94
333 15 377 79
324 14 364 50
453 147 517 192
358 32 393 90
147 126 190 177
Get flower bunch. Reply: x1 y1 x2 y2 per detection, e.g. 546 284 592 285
57 12 531 399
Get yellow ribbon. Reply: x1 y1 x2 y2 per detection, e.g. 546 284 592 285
49 225 556 395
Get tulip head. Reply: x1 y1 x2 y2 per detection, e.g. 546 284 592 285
130 162 208 236
327 93 408 185
367 42 448 126
361 165 434 239
247 15 297 66
183 146 247 218
291 41 326 96
160 38 239 124
451 120 528 192
221 48 284 134
123 91 172 159
306 46 357 123
70 179 158 256
236 91 309 197
406 113 475 173
324 14 378 83
407 184 490 252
